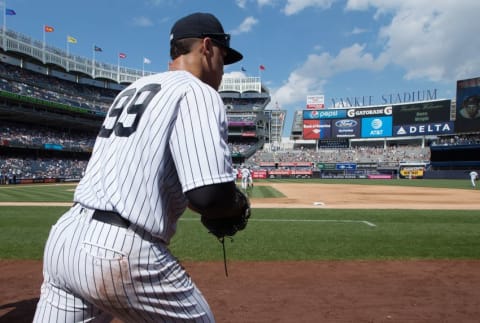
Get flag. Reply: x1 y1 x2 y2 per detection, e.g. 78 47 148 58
67 36 77 44
241 66 246 72
259 65 265 71
119 53 127 59
94 45 103 52
44 25 54 33
5 8 16 16
143 57 151 64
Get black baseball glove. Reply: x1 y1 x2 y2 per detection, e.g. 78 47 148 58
201 186 251 239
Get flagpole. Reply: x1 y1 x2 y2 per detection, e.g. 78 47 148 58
66 36 69 56
3 1 6 32
117 53 120 83
42 25 46 63
142 60 145 76
92 45 96 78
2 1 6 50
66 36 70 71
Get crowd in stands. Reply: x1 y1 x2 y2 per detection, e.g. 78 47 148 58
0 157 87 183
1 140 477 182
431 134 480 146
0 122 95 152
229 142 256 155
0 62 118 113
249 145 431 166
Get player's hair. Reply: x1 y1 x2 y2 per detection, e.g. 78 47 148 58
170 38 199 60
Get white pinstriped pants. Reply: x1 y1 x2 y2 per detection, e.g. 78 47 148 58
33 204 214 322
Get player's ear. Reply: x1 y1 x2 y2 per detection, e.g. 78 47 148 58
201 38 215 57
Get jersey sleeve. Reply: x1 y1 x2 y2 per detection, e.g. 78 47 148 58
169 81 235 192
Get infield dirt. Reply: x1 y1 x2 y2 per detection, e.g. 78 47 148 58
1 183 480 323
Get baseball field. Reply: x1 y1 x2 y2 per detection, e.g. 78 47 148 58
1 179 480 322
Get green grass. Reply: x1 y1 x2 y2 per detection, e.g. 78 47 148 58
172 208 480 261
1 180 479 261
3 206 480 261
0 207 68 258
0 183 75 202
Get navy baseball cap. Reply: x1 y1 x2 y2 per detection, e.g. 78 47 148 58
170 12 243 65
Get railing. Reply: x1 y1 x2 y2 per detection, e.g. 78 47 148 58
0 27 266 91
0 28 156 83
219 76 262 93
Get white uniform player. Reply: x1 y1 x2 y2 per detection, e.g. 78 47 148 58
241 166 251 190
470 170 478 188
248 168 254 188
34 12 245 322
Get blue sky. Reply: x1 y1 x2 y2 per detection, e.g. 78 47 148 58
3 0 480 136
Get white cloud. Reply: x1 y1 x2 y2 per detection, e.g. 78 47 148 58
236 0 248 8
257 0 276 7
224 71 248 79
132 16 154 27
274 0 480 110
283 0 335 15
349 27 368 35
349 0 480 81
231 16 259 35
272 43 387 105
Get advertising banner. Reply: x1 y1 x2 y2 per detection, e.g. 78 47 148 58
392 99 451 125
399 165 425 179
268 170 291 176
335 163 357 170
455 77 480 133
347 106 392 118
331 118 360 138
303 119 331 139
306 95 325 109
251 170 267 179
361 116 393 138
393 121 454 136
303 109 347 120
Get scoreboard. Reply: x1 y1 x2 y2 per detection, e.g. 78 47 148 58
302 99 453 140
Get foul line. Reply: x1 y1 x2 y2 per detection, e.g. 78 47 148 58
181 218 376 227
252 219 377 227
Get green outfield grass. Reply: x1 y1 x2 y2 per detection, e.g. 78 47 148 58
1 180 479 261
0 183 76 202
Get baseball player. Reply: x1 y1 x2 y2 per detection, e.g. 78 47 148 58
469 170 478 188
240 165 251 190
248 167 254 188
34 12 250 322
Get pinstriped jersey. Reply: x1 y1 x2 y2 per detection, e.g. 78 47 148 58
74 70 235 243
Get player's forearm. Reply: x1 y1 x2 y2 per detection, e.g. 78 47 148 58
186 181 247 220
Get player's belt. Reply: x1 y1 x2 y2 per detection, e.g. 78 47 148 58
92 210 131 228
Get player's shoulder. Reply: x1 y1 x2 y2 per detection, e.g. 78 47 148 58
131 70 198 87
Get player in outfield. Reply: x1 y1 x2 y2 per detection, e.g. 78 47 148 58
470 170 478 189
34 12 250 322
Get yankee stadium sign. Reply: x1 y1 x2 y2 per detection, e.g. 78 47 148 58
331 89 437 108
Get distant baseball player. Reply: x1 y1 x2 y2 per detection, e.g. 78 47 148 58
241 165 251 190
34 12 250 322
248 167 254 188
469 170 478 189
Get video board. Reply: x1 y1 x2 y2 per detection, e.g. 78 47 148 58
455 77 480 133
